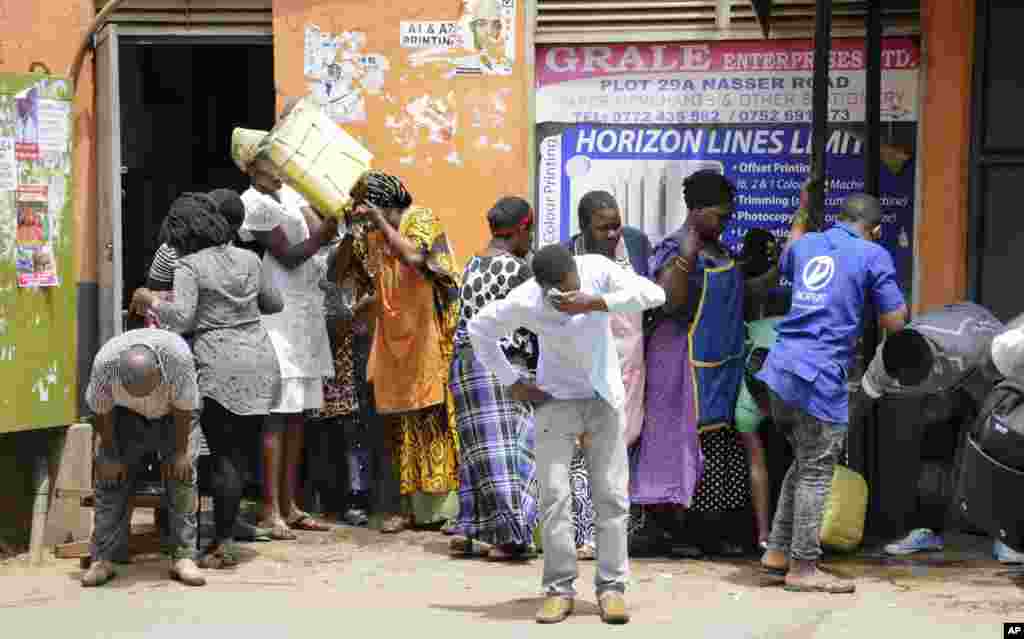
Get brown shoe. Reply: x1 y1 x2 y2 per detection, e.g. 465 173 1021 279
598 592 630 625
81 559 116 587
169 558 207 587
783 568 855 594
535 596 574 624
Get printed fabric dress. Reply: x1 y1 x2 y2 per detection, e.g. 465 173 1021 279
239 185 334 412
352 207 462 525
450 253 539 547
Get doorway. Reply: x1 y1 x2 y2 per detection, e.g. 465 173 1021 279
969 0 1024 322
117 38 275 323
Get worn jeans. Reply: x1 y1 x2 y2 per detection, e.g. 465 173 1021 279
91 407 200 561
535 398 629 597
766 392 846 561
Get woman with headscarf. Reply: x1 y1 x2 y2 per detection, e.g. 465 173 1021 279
560 190 652 560
448 196 538 560
232 128 337 538
630 170 781 557
332 171 461 533
130 193 283 567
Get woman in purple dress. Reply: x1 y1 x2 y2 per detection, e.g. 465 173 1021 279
631 170 782 556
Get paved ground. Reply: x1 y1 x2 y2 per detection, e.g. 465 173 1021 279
1 526 1022 638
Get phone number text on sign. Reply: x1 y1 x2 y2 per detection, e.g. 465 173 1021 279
572 109 849 124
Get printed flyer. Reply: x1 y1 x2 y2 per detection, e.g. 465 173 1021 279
2 78 71 288
406 0 517 76
536 37 920 295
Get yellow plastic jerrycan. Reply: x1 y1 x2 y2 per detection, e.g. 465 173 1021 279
819 464 869 552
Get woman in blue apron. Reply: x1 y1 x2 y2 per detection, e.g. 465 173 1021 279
631 170 753 557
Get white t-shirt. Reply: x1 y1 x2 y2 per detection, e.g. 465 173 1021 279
239 185 333 380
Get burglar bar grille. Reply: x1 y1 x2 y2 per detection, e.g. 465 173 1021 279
535 0 919 43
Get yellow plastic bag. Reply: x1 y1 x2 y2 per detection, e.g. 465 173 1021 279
257 97 373 219
819 465 868 552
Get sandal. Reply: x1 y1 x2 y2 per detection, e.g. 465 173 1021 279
488 544 532 562
198 543 240 570
233 520 272 542
286 513 332 532
449 537 491 557
441 520 458 536
381 514 410 534
259 520 297 540
576 544 596 561
783 569 856 594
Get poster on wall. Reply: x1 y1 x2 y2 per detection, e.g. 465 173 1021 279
407 0 517 76
536 38 920 294
0 79 71 288
304 25 390 124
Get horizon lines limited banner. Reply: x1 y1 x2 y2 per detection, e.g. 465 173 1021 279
536 37 920 295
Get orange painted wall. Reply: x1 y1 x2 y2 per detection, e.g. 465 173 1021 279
0 0 97 286
915 0 974 314
272 0 531 265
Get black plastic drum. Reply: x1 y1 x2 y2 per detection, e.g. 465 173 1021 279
954 436 1024 552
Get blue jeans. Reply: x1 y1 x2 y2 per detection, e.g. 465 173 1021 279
91 407 200 561
766 392 845 561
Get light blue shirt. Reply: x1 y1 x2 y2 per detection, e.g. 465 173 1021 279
468 254 666 409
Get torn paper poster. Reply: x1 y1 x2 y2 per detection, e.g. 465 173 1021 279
406 93 457 144
36 100 70 155
401 22 460 49
15 86 39 161
407 0 516 77
0 137 14 191
16 244 58 288
304 25 390 124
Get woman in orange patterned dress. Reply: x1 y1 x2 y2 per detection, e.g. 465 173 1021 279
333 171 461 533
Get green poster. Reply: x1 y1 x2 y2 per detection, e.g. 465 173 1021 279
0 72 77 433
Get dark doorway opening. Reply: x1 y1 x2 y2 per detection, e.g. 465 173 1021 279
118 39 275 316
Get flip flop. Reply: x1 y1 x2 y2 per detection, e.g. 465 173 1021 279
287 513 332 532
259 521 297 541
233 520 273 542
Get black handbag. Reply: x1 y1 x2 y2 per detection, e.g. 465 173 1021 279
972 380 1024 471
954 380 1024 551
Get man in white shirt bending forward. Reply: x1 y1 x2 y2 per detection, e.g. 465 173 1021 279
468 243 665 625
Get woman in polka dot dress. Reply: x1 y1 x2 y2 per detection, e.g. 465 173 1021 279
448 197 540 560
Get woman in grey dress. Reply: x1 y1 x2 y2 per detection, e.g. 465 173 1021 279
132 192 284 567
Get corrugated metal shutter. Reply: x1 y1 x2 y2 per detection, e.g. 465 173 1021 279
535 0 919 43
96 0 272 33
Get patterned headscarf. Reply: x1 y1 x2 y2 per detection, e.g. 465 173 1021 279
351 171 413 210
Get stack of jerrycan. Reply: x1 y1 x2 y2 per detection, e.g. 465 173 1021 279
861 302 1008 540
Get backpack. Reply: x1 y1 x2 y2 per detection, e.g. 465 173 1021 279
954 379 1024 552
972 380 1024 471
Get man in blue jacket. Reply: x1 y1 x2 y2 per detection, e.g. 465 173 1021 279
757 193 907 593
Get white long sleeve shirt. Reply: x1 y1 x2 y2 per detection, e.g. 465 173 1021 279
468 254 666 409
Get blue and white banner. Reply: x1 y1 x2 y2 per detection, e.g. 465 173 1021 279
538 123 915 291
537 38 920 295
